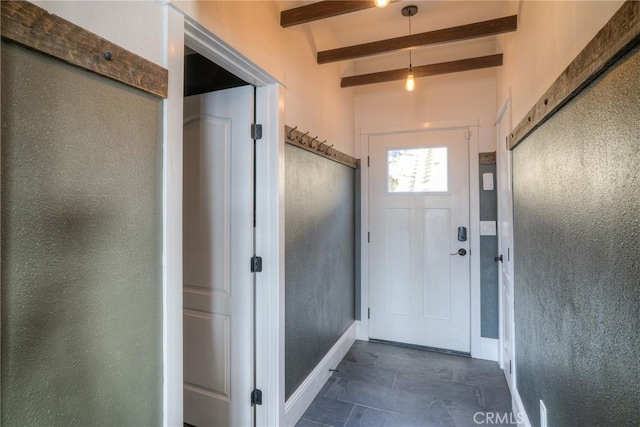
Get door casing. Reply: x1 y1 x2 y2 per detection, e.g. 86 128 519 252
368 129 471 352
358 119 494 360
163 10 285 427
495 96 516 390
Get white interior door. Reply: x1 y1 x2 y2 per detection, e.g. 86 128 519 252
497 112 515 389
369 129 471 353
183 86 254 427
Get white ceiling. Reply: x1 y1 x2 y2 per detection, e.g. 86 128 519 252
277 1 517 79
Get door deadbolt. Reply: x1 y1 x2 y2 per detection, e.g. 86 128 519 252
451 248 467 256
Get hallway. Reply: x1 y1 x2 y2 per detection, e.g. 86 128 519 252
297 341 514 427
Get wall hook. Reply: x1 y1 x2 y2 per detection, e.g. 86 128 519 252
287 126 298 140
325 144 334 155
297 131 310 144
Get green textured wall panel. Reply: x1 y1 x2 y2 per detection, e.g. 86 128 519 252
285 144 355 400
1 42 162 426
479 163 498 339
513 45 639 427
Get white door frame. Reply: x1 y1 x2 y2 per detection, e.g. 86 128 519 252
358 118 490 360
495 96 516 383
163 6 285 426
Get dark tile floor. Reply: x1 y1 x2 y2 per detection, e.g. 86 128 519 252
296 340 515 427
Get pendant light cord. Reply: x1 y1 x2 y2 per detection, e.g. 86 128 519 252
408 12 413 71
402 5 418 91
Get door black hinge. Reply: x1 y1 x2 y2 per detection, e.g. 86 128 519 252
368 232 370 243
251 256 263 273
368 308 370 319
367 156 370 167
509 360 512 374
251 124 263 140
251 389 262 406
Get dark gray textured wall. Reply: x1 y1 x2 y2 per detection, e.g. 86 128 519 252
354 168 362 321
285 144 355 400
513 45 640 427
1 42 162 426
479 163 499 339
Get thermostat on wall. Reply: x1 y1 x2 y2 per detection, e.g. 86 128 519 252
480 221 497 236
483 173 494 190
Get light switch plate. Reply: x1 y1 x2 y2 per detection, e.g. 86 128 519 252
480 221 497 236
483 173 494 190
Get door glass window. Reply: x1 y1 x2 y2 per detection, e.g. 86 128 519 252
388 147 448 192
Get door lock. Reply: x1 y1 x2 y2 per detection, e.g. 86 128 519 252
450 248 467 256
457 226 467 242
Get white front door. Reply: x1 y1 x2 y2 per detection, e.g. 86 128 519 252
497 108 515 389
183 86 254 427
369 129 471 353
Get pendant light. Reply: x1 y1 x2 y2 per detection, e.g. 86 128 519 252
402 5 418 92
374 0 390 8
406 53 415 91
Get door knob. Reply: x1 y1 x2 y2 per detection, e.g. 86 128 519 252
450 248 467 256
494 255 503 262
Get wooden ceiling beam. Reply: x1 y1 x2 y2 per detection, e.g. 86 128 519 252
320 15 517 64
340 54 503 88
281 1 376 28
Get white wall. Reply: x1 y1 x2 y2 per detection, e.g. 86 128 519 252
32 1 164 65
173 0 357 156
355 68 497 152
497 0 624 126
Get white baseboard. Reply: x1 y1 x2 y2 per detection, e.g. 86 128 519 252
355 319 369 341
472 337 499 361
512 385 532 427
284 322 357 427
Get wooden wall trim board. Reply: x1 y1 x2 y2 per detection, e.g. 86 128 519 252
509 0 640 150
285 126 359 169
479 152 496 165
319 15 517 64
0 0 168 98
341 54 503 88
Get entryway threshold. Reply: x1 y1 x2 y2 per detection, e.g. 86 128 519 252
369 338 471 358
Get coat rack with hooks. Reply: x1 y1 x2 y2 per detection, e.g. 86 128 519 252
285 125 359 169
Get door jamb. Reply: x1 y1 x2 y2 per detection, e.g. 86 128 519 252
495 95 516 384
162 6 184 427
358 119 484 358
163 9 284 427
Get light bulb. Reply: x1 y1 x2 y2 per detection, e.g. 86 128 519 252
405 72 415 92
374 0 390 8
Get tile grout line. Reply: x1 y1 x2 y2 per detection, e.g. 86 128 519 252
343 401 408 418
342 404 357 427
